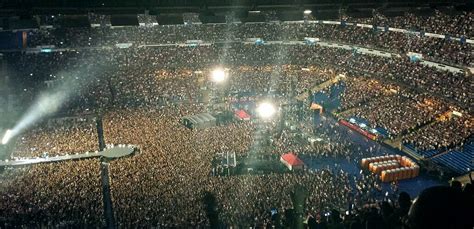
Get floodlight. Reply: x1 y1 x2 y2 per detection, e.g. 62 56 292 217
304 9 312 14
211 69 226 83
257 102 276 119
2 129 12 145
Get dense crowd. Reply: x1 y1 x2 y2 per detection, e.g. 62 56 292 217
24 10 473 66
347 10 474 38
3 39 471 161
102 106 389 227
0 13 473 227
403 113 473 152
339 84 447 136
6 45 472 112
337 77 473 148
0 159 104 227
12 117 98 158
339 77 400 111
1 104 472 227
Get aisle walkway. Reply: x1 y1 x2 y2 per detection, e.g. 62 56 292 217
100 161 116 229
96 117 116 229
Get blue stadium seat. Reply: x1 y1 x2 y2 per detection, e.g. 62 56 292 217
433 148 473 174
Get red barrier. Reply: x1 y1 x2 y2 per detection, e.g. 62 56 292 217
339 120 377 140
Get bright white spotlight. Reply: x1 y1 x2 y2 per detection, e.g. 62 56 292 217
211 69 226 83
257 102 276 119
2 129 13 145
304 9 312 14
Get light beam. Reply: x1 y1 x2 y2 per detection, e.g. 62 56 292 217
5 56 102 144
9 90 69 141
2 129 12 145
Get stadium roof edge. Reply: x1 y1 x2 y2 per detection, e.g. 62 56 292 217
0 1 470 17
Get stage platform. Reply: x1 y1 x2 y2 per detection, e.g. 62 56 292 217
102 145 135 158
0 145 135 167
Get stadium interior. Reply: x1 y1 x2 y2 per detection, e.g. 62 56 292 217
0 0 472 228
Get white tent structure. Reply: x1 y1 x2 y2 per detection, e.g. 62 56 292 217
182 113 216 129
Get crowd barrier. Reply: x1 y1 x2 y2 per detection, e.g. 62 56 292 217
339 119 377 140
361 154 420 182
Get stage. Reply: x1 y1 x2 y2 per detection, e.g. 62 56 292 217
0 145 135 167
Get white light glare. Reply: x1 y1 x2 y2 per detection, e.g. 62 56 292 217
2 129 12 145
304 9 312 14
211 69 226 83
257 102 276 119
